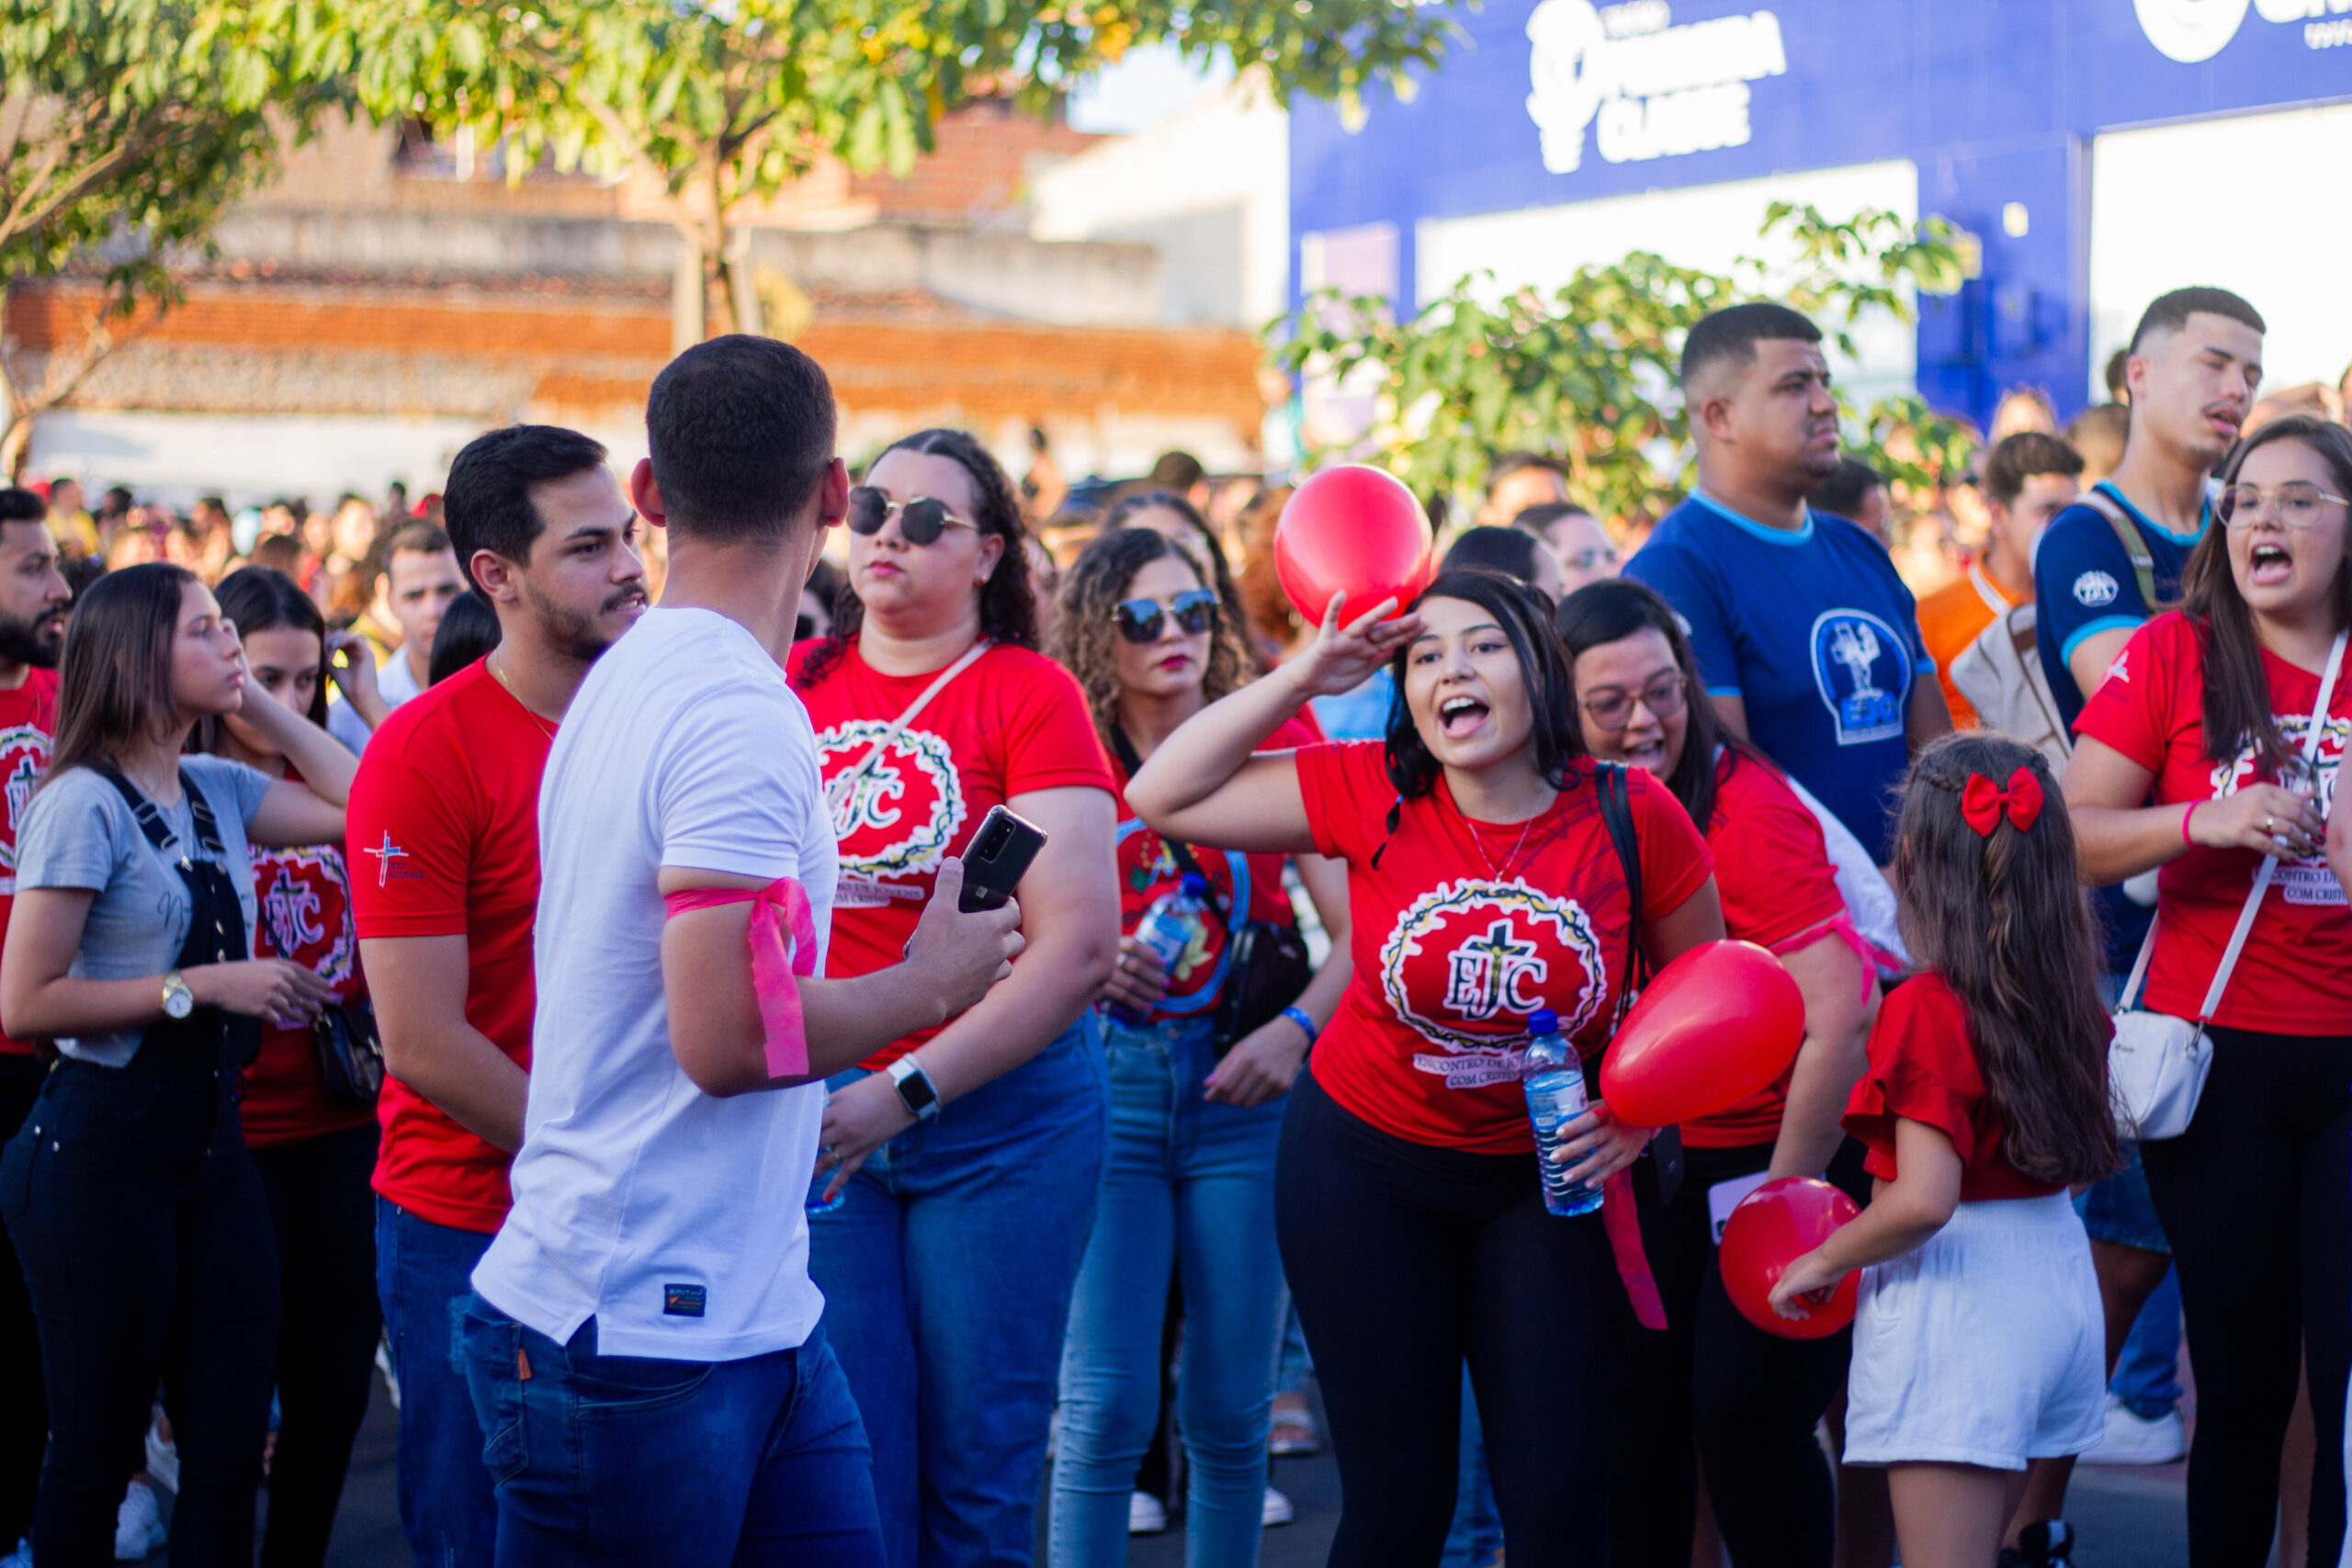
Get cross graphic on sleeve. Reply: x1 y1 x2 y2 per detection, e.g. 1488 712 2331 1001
362 832 409 888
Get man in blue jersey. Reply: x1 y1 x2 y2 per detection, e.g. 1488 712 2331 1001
1626 302 1950 864
2033 286 2264 726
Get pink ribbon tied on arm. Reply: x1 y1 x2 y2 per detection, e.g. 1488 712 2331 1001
662 877 820 1081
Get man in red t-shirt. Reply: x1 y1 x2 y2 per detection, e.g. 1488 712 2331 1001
0 485 67 1554
351 426 646 1568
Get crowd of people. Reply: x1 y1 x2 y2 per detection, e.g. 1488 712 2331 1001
0 280 2339 1568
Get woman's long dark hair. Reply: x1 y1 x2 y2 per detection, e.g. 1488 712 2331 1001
2182 414 2352 771
1895 732 2119 1184
211 566 329 726
1101 489 1257 668
1554 577 1750 828
795 428 1038 690
1384 569 1584 801
429 591 503 685
47 561 200 784
1048 525 1253 753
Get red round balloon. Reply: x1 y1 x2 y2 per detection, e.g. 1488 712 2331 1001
1273 465 1435 626
1718 1177 1861 1339
1598 939 1804 1128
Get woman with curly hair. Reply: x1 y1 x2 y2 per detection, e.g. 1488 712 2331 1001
790 428 1120 1568
1045 526 1351 1568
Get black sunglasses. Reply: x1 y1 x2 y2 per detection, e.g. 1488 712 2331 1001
1111 588 1219 644
847 486 977 546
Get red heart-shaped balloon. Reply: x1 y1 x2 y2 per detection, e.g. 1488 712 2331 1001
1718 1177 1861 1340
1273 466 1435 626
1599 939 1805 1128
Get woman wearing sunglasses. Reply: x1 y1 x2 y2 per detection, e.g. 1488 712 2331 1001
1125 570 1724 1565
1555 578 1877 1568
2064 414 2352 1564
790 428 1120 1568
1101 490 1257 668
1043 527 1351 1568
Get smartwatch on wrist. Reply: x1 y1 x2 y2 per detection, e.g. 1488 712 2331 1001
161 971 195 1021
887 1055 942 1122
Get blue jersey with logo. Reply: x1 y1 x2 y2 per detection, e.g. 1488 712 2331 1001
2032 480 2209 730
1626 492 1932 863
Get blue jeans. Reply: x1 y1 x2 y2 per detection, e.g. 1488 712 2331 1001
2075 1141 2182 1419
1440 1369 1502 1568
375 1198 497 1568
1048 1015 1288 1568
458 1300 882 1568
809 1019 1108 1568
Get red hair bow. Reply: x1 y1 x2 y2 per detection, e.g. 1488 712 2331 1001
1960 767 2044 838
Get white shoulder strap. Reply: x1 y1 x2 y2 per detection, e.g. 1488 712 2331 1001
2188 626 2347 1023
823 641 991 818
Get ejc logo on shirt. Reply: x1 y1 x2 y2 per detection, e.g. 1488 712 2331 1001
1808 608 1914 746
818 720 967 901
1378 877 1606 1088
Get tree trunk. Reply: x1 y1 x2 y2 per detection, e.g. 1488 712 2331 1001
0 414 30 484
671 240 705 355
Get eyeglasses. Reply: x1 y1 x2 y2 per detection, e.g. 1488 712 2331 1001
847 486 978 545
1111 589 1220 644
1561 547 1620 571
2219 481 2352 530
1578 671 1687 732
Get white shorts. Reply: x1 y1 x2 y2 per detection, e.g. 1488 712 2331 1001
1843 1191 2105 1472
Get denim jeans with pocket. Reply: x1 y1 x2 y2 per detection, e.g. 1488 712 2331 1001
375 1197 497 1568
1048 1014 1287 1568
459 1298 882 1568
809 1017 1108 1568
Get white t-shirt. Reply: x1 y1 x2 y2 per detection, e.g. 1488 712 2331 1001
326 643 424 755
472 607 836 1361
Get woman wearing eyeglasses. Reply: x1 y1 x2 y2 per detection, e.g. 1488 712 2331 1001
1555 578 1877 1568
2064 414 2352 1565
1125 570 1724 1565
790 428 1120 1568
1043 527 1351 1568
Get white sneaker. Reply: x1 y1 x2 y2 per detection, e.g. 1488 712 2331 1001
1261 1486 1295 1528
141 1418 178 1495
114 1478 164 1561
1128 1492 1169 1535
376 1335 401 1411
2079 1394 2187 1465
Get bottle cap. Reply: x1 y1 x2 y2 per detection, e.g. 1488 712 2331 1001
1179 873 1208 896
1528 1009 1558 1035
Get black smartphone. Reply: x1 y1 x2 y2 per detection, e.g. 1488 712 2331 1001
957 805 1048 912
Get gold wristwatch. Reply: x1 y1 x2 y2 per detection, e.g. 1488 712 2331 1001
161 971 195 1020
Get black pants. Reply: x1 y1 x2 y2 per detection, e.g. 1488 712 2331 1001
2142 1024 2350 1568
1607 1142 1849 1568
1275 1065 1630 1567
0 1063 279 1568
251 1122 381 1568
0 1054 46 1550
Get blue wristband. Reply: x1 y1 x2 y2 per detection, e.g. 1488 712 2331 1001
1280 1005 1318 1043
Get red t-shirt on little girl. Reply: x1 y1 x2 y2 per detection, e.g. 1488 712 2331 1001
349 661 552 1233
789 639 1116 1068
1297 741 1713 1156
1684 748 1849 1149
1842 974 2062 1202
0 667 58 1058
2073 611 2352 1035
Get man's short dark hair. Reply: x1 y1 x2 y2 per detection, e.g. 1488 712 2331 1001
1680 302 1823 393
1148 450 1205 492
2103 348 2130 403
645 334 836 544
1806 457 1883 519
442 425 608 590
2129 287 2265 354
1484 452 1570 497
0 488 46 525
1441 525 1544 584
1984 432 2084 511
1510 501 1594 537
380 520 453 564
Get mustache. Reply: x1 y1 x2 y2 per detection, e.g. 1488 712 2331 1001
604 585 649 613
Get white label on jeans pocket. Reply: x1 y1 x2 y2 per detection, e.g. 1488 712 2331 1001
1707 1171 1771 1245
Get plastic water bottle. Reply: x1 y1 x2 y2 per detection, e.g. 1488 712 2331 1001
1522 1009 1603 1216
1112 874 1208 1024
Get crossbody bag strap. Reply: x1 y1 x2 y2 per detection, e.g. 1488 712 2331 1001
1595 762 1649 1025
2192 626 2347 1024
823 641 990 818
2080 486 2161 611
1108 723 1233 931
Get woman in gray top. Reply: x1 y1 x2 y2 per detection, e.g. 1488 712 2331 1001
0 562 354 1567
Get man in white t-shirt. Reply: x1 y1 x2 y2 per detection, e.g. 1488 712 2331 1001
465 336 1023 1566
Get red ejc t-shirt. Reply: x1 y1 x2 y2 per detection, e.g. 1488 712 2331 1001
1298 742 1714 1154
241 780 374 1147
1842 973 2061 1201
1112 716 1314 1022
349 661 551 1233
0 668 58 1057
1684 748 1848 1149
2074 612 2352 1034
788 639 1116 1068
